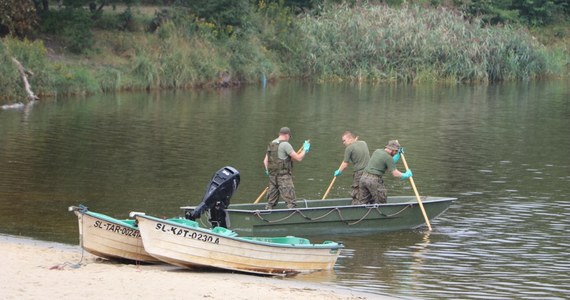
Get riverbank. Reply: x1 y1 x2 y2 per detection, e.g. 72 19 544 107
0 234 387 300
2 3 568 102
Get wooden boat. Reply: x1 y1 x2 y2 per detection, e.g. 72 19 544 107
69 205 160 263
181 196 455 236
132 213 343 276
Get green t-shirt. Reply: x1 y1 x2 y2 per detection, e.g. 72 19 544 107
364 149 395 176
344 140 370 172
273 138 294 159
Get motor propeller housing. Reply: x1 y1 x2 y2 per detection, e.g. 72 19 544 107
185 166 240 228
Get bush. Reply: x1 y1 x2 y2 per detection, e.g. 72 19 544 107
39 8 94 54
0 37 52 100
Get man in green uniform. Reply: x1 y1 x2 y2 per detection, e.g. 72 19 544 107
332 131 370 204
263 127 310 210
357 140 412 204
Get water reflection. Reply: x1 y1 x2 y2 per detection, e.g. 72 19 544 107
1 80 569 299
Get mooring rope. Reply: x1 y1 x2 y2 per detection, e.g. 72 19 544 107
72 211 86 269
252 203 413 225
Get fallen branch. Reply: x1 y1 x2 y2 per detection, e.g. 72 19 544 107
11 57 39 101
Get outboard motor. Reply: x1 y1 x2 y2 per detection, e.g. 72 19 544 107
185 166 240 228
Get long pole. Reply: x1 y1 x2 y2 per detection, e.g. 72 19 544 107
400 153 432 231
253 187 268 204
322 162 343 200
254 142 307 204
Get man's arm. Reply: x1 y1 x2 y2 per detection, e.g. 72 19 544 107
289 148 306 162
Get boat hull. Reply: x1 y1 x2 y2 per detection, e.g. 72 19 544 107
70 206 159 263
183 196 455 236
135 214 342 276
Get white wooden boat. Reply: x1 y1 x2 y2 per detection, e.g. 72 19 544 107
69 205 160 263
132 213 343 276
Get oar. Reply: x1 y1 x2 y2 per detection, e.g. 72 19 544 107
253 141 309 204
322 162 343 200
254 187 268 204
400 153 432 231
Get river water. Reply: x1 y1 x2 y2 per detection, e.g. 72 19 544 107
1 80 569 299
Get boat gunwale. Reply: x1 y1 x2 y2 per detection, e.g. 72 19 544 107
80 210 139 230
182 196 456 214
69 206 160 263
135 214 343 250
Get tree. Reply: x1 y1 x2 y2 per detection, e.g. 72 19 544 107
512 0 558 26
176 0 254 28
461 0 567 26
0 0 38 37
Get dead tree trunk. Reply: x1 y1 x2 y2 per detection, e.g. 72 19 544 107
11 57 39 101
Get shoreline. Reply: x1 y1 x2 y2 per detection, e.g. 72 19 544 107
0 234 391 299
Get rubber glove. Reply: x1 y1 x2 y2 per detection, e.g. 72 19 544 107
393 147 405 164
303 140 311 153
334 169 342 177
393 152 401 164
400 169 413 180
265 169 269 176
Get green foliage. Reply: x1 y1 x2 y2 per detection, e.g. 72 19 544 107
51 64 100 95
0 0 38 37
62 0 138 10
289 4 557 82
0 38 53 100
0 37 104 100
40 9 94 54
96 67 123 92
2 1 568 101
175 0 253 28
130 48 158 89
460 0 567 26
464 0 520 25
511 0 558 26
0 40 21 99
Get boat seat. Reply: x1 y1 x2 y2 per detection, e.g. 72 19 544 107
212 226 238 237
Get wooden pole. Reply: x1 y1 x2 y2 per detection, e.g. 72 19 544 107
400 153 432 231
253 187 268 204
322 162 343 200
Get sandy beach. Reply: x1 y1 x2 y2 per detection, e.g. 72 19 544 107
0 235 388 300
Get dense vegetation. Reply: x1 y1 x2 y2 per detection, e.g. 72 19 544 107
0 0 568 102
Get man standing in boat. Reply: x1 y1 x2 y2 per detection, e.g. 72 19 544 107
333 131 370 205
357 140 412 204
263 127 310 210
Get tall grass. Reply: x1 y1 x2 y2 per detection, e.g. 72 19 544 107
1 3 567 102
290 3 559 83
0 40 21 100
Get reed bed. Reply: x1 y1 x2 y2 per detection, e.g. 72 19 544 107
291 4 559 83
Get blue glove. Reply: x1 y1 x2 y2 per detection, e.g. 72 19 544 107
303 140 311 153
265 169 269 176
334 169 342 177
393 152 401 164
393 147 405 164
400 169 413 180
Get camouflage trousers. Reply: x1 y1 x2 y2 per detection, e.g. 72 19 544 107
266 174 296 209
357 172 387 204
350 170 364 205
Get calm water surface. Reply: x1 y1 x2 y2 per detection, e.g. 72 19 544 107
1 80 569 299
